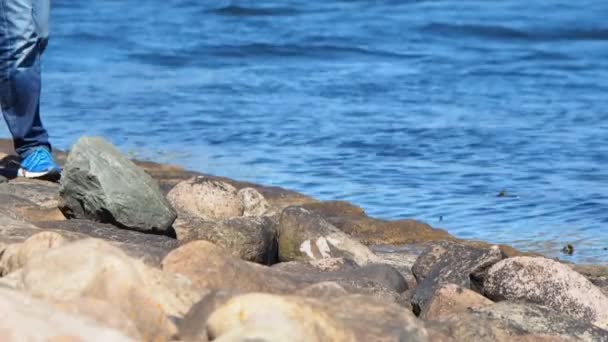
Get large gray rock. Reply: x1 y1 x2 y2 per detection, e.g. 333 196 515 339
484 256 608 329
411 241 503 315
277 206 379 266
58 137 176 234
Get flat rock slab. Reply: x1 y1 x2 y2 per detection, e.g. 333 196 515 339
429 301 608 342
58 136 176 234
35 219 179 266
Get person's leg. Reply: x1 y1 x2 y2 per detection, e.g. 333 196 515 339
0 0 50 158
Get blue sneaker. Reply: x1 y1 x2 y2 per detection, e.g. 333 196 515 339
18 147 61 180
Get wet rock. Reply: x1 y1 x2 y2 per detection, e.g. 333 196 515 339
277 206 379 266
14 238 201 341
428 301 608 342
484 256 608 329
167 176 243 221
162 240 296 293
239 187 270 216
419 283 493 320
175 215 278 264
34 219 179 266
205 293 429 341
411 241 503 315
0 231 67 276
0 287 134 342
58 136 176 234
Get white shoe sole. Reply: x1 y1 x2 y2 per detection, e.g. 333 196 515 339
18 168 61 180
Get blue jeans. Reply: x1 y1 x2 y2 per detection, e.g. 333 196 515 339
0 0 50 157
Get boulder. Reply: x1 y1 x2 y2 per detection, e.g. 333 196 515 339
239 187 270 216
419 283 493 320
411 241 502 315
484 256 608 329
277 206 379 266
205 293 429 341
374 245 423 290
0 231 67 275
162 240 296 294
174 215 278 264
428 301 608 341
167 176 243 220
14 238 201 341
0 287 134 342
58 136 176 234
162 241 407 304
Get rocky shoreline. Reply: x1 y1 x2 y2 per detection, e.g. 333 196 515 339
1 136 607 341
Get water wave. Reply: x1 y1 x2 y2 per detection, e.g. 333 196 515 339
423 22 608 42
210 5 299 17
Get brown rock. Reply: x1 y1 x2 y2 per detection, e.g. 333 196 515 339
175 215 278 264
0 178 60 208
0 287 134 341
277 206 379 265
163 241 408 305
14 238 200 341
162 240 296 293
0 212 42 245
205 293 430 341
167 176 243 220
0 231 67 275
484 256 608 329
51 298 141 339
419 283 493 320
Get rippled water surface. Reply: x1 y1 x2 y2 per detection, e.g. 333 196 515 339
3 0 608 262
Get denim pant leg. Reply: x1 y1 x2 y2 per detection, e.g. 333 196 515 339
0 0 50 158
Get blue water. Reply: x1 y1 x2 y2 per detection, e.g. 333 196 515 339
3 0 608 262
